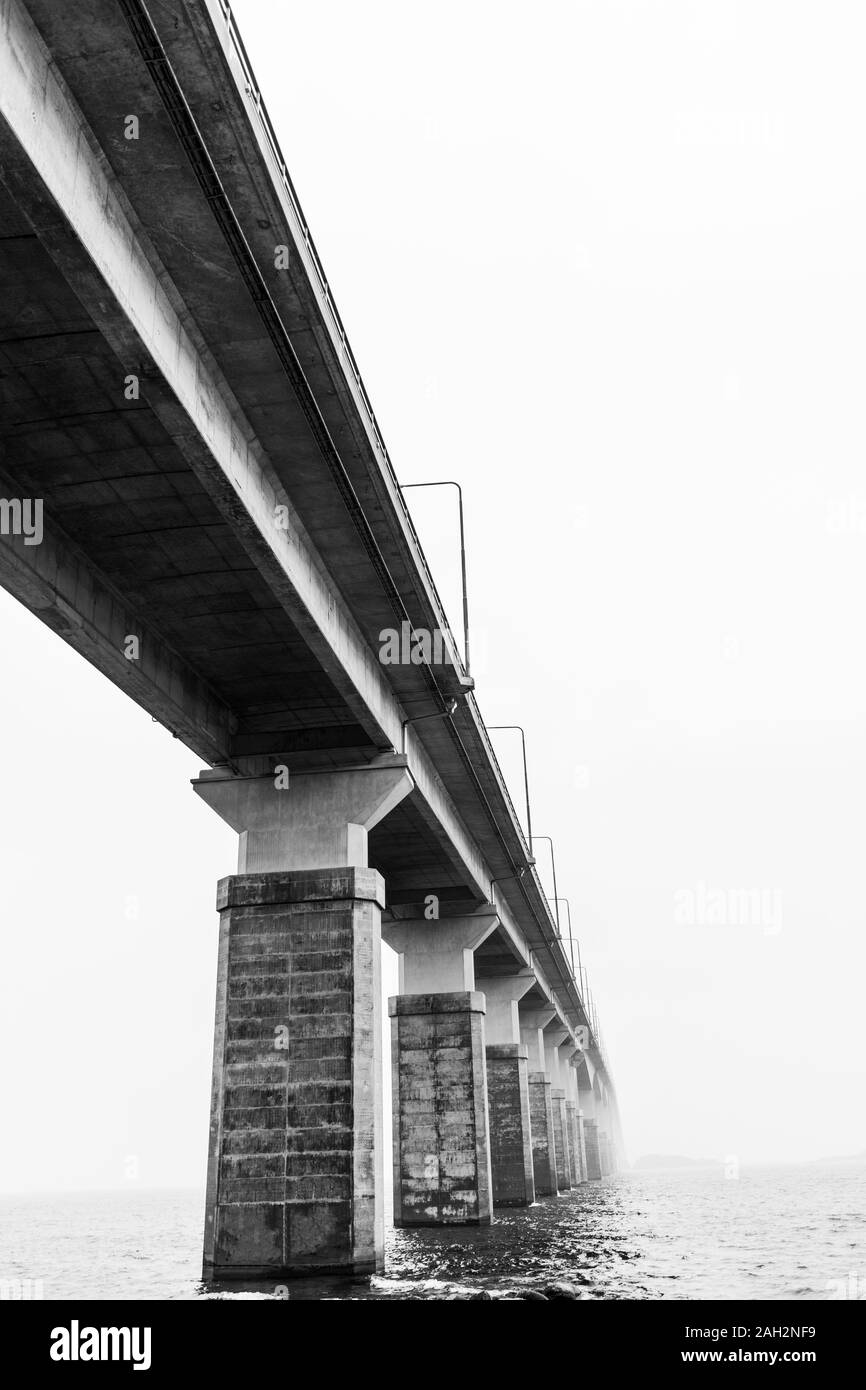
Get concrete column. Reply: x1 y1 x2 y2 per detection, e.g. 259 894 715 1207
576 1056 603 1182
598 1130 612 1176
568 1058 589 1183
383 913 498 1226
562 1051 582 1186
194 761 413 874
579 1082 603 1182
476 971 536 1207
383 913 498 995
545 1026 573 1192
566 1102 579 1185
194 761 413 1279
519 1007 557 1196
583 1119 602 1180
608 1099 625 1172
596 1093 614 1175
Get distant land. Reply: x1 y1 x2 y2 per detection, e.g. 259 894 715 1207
632 1151 866 1172
808 1150 866 1166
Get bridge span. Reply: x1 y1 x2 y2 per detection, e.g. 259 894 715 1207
0 0 622 1277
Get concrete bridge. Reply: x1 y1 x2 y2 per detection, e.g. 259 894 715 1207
0 0 623 1278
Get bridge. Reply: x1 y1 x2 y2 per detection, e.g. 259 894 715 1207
0 0 623 1278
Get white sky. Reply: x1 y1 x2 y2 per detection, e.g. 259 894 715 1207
1 0 865 1190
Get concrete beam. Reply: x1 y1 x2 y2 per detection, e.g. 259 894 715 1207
193 760 414 872
0 0 388 739
544 1026 573 1088
475 969 536 1045
519 1007 557 1072
0 470 234 763
382 912 498 994
0 0 613 1102
0 0 496 912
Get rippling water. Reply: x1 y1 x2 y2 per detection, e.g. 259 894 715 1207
1 1164 863 1300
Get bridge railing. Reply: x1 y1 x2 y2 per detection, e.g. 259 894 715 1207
212 0 606 1070
213 0 466 679
472 720 601 1015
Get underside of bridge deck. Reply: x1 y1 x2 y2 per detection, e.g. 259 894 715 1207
0 0 617 1280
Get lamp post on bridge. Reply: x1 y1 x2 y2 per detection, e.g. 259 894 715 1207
580 965 599 1039
533 835 560 934
487 724 534 862
587 987 600 1040
545 896 602 1063
400 480 471 676
547 895 577 975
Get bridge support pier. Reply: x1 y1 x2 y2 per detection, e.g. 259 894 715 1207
193 762 413 1279
563 1054 583 1185
564 1100 578 1186
597 1106 615 1175
580 1115 590 1178
545 1026 574 1192
577 1060 604 1181
383 914 497 1226
574 1106 588 1183
599 1131 612 1175
519 1007 558 1196
568 1060 589 1183
476 972 536 1207
583 1118 603 1180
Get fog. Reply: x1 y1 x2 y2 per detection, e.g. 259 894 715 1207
1 0 864 1191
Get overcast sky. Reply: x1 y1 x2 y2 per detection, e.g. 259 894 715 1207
2 0 865 1192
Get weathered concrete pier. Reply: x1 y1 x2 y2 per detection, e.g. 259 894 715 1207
0 0 623 1278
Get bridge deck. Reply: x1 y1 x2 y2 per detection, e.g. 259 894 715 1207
0 0 607 1077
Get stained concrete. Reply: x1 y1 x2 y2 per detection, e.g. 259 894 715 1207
551 1090 572 1192
485 1044 535 1207
203 867 385 1278
566 1101 581 1186
576 1111 589 1181
0 0 621 1265
389 991 492 1225
583 1118 603 1181
527 1072 557 1196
